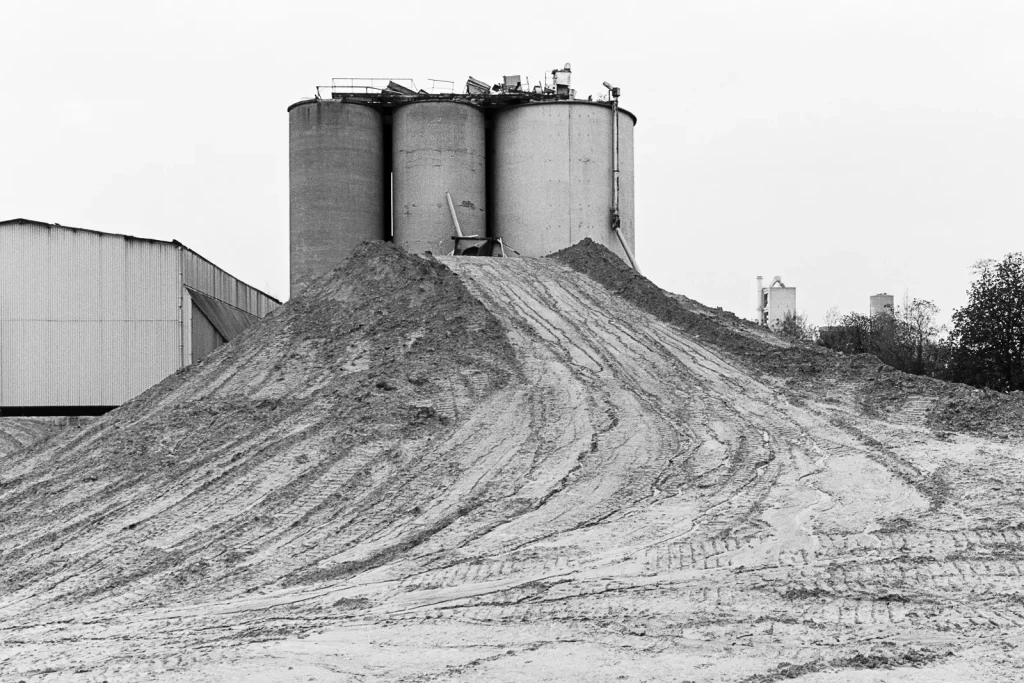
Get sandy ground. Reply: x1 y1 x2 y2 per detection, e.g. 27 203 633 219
0 418 68 458
2 245 1023 681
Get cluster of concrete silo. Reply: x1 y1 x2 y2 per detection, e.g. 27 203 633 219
288 78 637 296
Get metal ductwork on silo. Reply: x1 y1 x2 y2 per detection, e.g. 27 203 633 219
392 101 486 254
492 101 636 260
289 101 385 296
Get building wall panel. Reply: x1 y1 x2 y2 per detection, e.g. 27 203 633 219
766 287 797 331
1 221 278 408
124 320 181 403
1 321 102 405
180 249 279 318
0 223 181 407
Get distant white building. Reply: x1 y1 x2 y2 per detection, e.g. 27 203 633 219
0 219 280 413
870 293 895 317
757 276 796 330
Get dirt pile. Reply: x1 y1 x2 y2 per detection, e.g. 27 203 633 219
552 239 886 382
0 417 69 457
2 242 1024 681
0 241 516 611
552 238 791 356
927 384 1024 436
554 238 1024 439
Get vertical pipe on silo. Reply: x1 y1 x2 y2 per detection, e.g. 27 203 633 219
493 101 636 261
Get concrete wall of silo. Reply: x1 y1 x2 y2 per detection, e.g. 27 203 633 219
492 101 636 261
392 101 486 254
289 101 385 297
870 293 895 317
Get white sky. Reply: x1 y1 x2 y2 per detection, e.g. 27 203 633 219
3 0 1022 329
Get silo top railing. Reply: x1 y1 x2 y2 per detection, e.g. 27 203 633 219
317 78 419 98
315 78 465 99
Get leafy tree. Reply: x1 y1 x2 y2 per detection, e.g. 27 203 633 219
818 295 944 376
819 312 870 354
946 253 1024 391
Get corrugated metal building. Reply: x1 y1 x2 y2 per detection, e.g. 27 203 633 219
0 219 280 412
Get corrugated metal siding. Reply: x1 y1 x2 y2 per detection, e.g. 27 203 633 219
1 223 181 407
180 250 279 318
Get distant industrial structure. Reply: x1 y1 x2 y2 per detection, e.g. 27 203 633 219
870 293 895 317
757 276 796 329
0 219 279 413
289 65 638 295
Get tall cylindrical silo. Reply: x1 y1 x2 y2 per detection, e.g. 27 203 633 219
492 101 636 261
870 293 895 317
392 101 486 254
289 100 385 296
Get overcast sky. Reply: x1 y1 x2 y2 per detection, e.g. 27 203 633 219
3 1 1022 329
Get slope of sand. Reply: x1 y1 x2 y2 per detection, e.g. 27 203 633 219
2 242 1023 682
0 418 67 458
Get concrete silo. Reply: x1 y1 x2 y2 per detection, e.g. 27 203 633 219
492 101 636 260
289 101 386 296
392 101 486 254
870 293 894 317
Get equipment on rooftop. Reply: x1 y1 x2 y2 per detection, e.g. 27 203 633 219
465 77 490 95
289 63 638 294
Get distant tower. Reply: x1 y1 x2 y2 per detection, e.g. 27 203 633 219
756 275 764 323
870 293 894 317
759 275 796 329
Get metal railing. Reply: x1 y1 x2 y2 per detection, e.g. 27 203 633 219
427 79 455 94
316 78 418 98
315 77 465 99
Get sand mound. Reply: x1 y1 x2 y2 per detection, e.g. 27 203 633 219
0 418 67 457
552 238 791 356
0 241 516 609
2 242 1024 682
554 238 1024 438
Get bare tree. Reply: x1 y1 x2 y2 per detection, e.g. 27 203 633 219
823 305 842 329
777 311 817 342
899 294 943 375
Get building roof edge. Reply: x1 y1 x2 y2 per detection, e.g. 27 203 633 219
0 218 282 305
